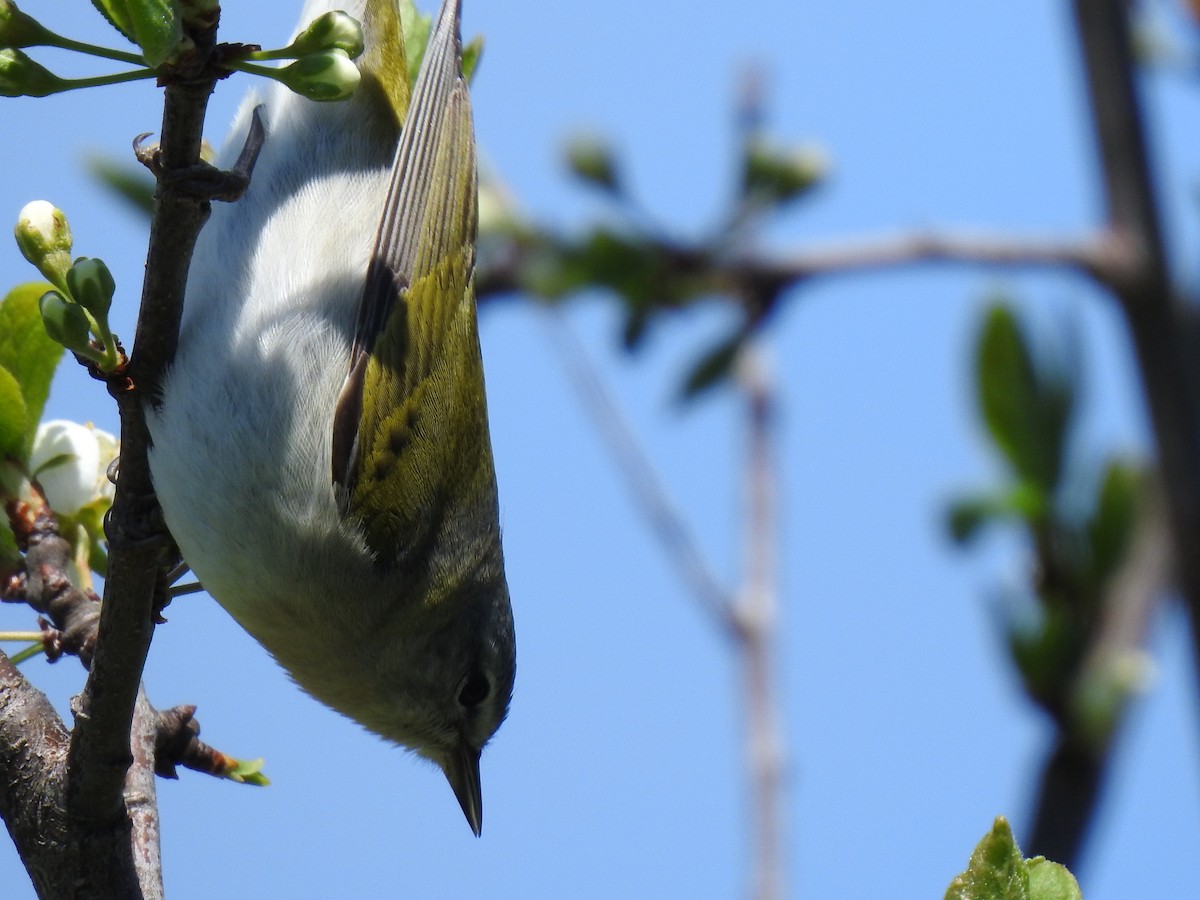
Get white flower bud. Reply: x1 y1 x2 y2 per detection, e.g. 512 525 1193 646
30 419 118 515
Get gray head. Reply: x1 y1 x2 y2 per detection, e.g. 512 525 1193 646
347 573 515 837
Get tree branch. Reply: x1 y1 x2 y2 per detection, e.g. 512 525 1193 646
0 651 69 897
64 20 227 898
1069 1 1200 698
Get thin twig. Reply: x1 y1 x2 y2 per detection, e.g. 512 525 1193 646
539 309 740 636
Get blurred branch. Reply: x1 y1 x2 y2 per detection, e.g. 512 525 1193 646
539 310 739 635
1069 2 1200 697
735 344 784 900
1027 489 1170 867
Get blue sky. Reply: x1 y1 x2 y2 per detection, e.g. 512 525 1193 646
3 1 1199 897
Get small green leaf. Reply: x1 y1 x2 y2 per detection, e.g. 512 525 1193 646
90 0 137 44
945 817 1029 900
1026 857 1082 900
975 304 1073 494
398 0 431 88
461 34 482 83
90 0 182 66
224 757 270 786
0 365 27 459
0 283 65 458
680 332 742 401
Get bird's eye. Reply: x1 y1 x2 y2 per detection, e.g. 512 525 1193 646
458 673 491 708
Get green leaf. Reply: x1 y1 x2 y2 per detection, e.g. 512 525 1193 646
945 817 1029 900
680 332 742 401
90 0 137 44
461 34 482 83
224 757 270 786
1026 858 1082 900
0 283 64 459
90 0 181 66
398 0 431 89
0 365 27 460
975 304 1073 494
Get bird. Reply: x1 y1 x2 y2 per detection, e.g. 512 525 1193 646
146 0 514 836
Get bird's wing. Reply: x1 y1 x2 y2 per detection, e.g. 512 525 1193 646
332 0 483 559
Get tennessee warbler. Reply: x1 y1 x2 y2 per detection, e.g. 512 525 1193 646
147 0 514 836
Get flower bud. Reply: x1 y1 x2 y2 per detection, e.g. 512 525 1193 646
65 257 115 319
29 419 117 516
38 290 91 355
277 48 361 101
0 0 53 49
15 200 72 289
0 47 64 97
286 11 364 59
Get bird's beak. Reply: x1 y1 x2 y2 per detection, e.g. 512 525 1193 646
441 742 483 836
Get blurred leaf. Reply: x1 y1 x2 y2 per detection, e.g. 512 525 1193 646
945 817 1028 900
398 0 431 88
975 304 1073 495
565 134 621 195
86 154 155 219
680 332 742 401
461 35 482 83
741 137 826 208
564 229 704 347
0 365 27 460
1087 460 1141 588
947 483 1047 544
0 283 64 459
